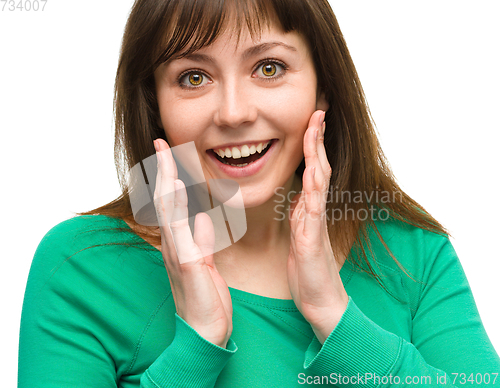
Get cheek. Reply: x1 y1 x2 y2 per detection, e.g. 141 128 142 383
260 85 317 140
157 97 211 146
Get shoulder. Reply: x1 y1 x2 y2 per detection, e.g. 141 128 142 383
26 216 169 322
363 215 456 281
23 216 172 373
36 214 156 255
30 215 162 285
349 215 463 313
38 214 133 248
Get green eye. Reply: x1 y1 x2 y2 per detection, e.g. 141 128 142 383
262 63 277 77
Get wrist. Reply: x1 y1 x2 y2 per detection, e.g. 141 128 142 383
312 317 338 345
311 296 349 345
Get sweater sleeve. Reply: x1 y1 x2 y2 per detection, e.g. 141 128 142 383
18 218 237 388
302 235 500 387
19 225 121 387
140 313 237 387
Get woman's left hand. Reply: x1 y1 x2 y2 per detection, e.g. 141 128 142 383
287 110 349 345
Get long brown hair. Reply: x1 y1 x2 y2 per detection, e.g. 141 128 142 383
78 0 448 286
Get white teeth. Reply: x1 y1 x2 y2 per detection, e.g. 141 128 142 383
231 147 241 159
214 141 271 159
241 145 250 157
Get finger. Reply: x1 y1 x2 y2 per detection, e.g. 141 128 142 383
303 166 322 238
193 212 215 264
153 140 183 268
169 179 201 264
294 200 306 239
290 194 306 236
316 121 332 187
303 111 327 190
154 140 177 228
155 138 178 180
289 192 302 220
289 191 304 221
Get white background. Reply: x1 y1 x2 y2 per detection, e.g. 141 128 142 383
1 1 499 386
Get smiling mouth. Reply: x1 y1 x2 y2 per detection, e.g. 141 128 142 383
210 140 276 167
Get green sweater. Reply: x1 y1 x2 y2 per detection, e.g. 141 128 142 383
19 215 500 387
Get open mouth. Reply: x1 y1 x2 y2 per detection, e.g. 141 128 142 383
210 140 276 167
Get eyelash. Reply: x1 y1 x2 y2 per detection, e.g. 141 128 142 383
176 58 288 91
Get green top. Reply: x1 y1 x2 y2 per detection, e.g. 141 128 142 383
19 215 500 387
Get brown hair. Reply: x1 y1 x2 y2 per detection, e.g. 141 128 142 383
78 0 448 286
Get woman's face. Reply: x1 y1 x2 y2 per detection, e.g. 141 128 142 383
154 21 328 208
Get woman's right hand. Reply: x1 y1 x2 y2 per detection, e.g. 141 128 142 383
153 138 233 348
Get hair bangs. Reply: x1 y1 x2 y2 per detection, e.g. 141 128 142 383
153 0 287 69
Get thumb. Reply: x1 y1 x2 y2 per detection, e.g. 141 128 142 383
289 192 302 221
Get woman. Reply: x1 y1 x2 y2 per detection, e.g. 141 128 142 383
18 0 500 387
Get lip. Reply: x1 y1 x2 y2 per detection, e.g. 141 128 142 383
206 139 278 178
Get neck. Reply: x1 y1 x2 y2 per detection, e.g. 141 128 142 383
213 173 303 269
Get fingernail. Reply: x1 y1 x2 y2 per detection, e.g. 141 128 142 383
321 121 326 136
319 110 326 127
174 179 182 191
155 141 162 164
311 166 316 178
315 127 319 142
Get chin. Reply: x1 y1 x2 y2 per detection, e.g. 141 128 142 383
242 185 284 209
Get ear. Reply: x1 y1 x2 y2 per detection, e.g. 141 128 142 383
316 89 329 113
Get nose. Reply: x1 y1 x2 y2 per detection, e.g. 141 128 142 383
213 77 257 129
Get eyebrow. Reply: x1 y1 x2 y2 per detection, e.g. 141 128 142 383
173 41 298 65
